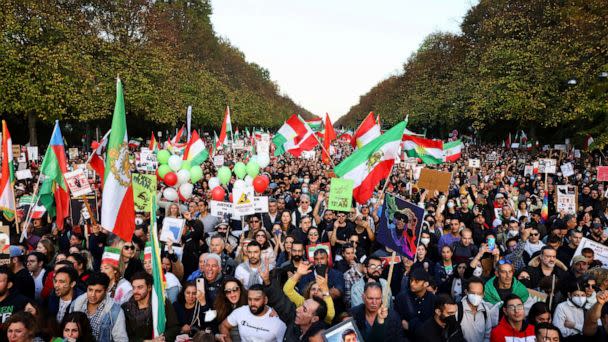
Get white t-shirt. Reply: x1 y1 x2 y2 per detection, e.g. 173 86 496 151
227 306 286 342
32 269 46 300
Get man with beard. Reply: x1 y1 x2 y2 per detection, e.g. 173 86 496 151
0 267 30 338
122 271 179 341
350 257 392 308
219 284 286 342
275 240 305 285
586 222 608 245
525 247 566 290
235 241 266 290
415 294 465 342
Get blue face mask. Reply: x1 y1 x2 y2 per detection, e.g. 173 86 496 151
298 178 304 183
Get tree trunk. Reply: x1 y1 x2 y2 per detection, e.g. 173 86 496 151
28 112 37 146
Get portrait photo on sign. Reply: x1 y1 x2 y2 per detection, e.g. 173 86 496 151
322 318 363 342
376 193 424 260
160 217 186 243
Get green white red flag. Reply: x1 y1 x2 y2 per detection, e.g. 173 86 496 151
443 139 463 162
0 121 15 221
272 114 318 157
150 196 166 337
183 130 209 166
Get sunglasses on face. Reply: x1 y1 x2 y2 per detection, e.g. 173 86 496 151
224 287 240 294
123 245 135 250
530 233 539 236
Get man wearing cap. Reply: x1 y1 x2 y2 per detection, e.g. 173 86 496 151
395 268 436 338
586 222 608 245
8 246 34 300
560 255 589 296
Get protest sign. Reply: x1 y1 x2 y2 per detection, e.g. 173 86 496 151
306 242 332 266
0 254 9 267
556 185 577 215
17 153 26 163
64 169 92 197
376 194 424 259
597 166 608 182
132 173 156 212
136 148 157 172
572 237 608 267
524 165 533 177
486 152 498 162
70 195 98 226
327 178 353 212
402 157 418 169
574 149 581 158
468 159 481 168
380 255 402 267
68 148 79 160
15 169 32 180
538 158 557 174
322 318 363 342
253 196 268 213
233 186 255 216
0 225 9 254
554 144 567 151
416 168 452 194
26 146 38 161
232 140 245 149
560 162 574 177
301 150 315 159
210 200 233 218
213 155 224 167
256 140 270 156
160 217 185 243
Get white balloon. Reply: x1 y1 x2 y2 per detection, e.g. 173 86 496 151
208 177 220 189
250 155 258 164
245 175 253 186
177 169 191 185
257 154 270 168
179 183 194 199
234 179 246 190
168 155 182 171
163 187 178 201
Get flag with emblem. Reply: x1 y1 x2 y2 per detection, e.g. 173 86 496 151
101 78 136 242
335 121 407 204
0 121 16 221
402 134 444 165
87 129 111 186
101 247 121 267
149 132 159 153
306 117 323 132
443 139 463 162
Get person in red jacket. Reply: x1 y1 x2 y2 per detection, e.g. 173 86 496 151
491 294 535 342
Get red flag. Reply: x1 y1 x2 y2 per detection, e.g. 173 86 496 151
322 113 336 164
87 130 110 187
217 106 232 149
506 133 512 149
149 132 158 152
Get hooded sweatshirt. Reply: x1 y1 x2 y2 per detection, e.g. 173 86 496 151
490 317 535 342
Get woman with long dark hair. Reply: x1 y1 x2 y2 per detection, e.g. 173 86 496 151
214 278 247 342
59 312 95 342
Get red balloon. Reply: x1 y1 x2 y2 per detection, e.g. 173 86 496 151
164 172 178 186
211 186 226 201
91 141 99 150
253 176 268 193
229 193 233 203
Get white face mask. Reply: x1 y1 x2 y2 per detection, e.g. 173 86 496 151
420 238 431 246
571 296 586 307
508 230 519 238
467 293 483 307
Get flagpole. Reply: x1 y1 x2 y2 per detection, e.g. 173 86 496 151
11 185 20 234
311 132 337 169
21 175 42 242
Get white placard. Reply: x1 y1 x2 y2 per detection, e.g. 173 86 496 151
301 150 315 159
574 149 581 158
232 140 245 149
572 237 608 267
233 186 255 216
524 165 534 177
26 146 38 161
64 169 93 197
68 148 79 160
402 157 418 170
254 196 269 213
560 163 574 177
468 159 481 168
556 185 577 215
210 200 233 218
137 148 158 172
486 152 498 162
213 155 224 167
160 217 186 243
15 169 32 180
554 144 567 151
256 141 270 156
538 158 557 174
17 153 26 163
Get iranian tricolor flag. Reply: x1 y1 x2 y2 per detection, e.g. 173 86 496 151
101 78 136 242
306 117 323 132
443 139 463 162
272 114 318 157
217 106 232 149
101 247 121 267
335 121 407 204
402 135 444 165
149 132 159 153
183 130 209 166
0 121 15 221
150 197 166 338
351 112 381 148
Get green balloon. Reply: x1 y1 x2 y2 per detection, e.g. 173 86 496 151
158 164 171 178
246 160 260 178
157 150 170 164
181 160 192 171
234 162 247 179
190 166 203 183
218 166 232 185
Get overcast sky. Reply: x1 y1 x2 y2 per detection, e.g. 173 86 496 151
211 0 478 122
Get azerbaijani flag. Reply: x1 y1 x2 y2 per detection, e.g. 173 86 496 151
217 106 232 149
183 130 209 166
0 121 16 221
150 196 166 337
272 115 318 157
403 135 444 165
352 112 381 148
335 121 407 204
39 121 70 229
443 139 463 162
101 78 136 242
541 193 549 223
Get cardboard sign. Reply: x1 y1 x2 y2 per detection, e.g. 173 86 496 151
572 238 608 267
64 169 92 197
322 318 363 342
15 169 32 180
327 178 354 212
376 194 425 259
416 168 452 194
253 196 269 213
0 225 10 253
160 217 186 243
209 200 233 218
538 158 557 174
380 255 402 267
132 173 157 212
68 148 79 160
306 242 332 266
556 185 577 215
213 155 224 167
233 186 255 216
598 166 608 182
560 163 575 177
468 159 481 168
26 146 38 161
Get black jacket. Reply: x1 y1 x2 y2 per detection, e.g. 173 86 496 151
415 316 465 342
349 303 407 342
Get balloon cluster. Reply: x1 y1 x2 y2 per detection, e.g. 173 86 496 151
156 150 203 201
210 159 270 201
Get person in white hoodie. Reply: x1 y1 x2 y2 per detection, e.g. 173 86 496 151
457 277 497 342
553 281 587 339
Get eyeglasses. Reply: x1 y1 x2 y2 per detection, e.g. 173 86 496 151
585 283 596 288
367 265 383 270
506 304 524 312
224 287 240 294
123 245 135 250
530 233 539 236
309 232 319 236
294 191 301 194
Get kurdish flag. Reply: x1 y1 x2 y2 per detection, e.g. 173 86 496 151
403 135 444 165
39 121 70 229
443 139 463 162
150 196 167 337
0 121 16 221
273 114 318 157
101 78 136 242
335 121 407 204
183 130 209 166
306 117 323 132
